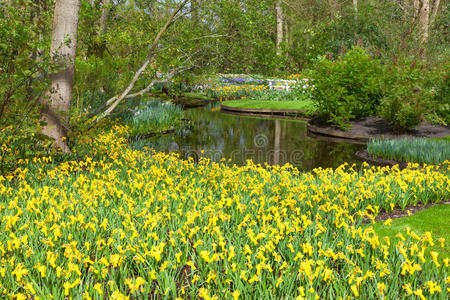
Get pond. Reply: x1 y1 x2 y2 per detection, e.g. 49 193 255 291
134 104 364 171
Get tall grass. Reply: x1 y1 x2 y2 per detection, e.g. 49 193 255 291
122 99 183 136
367 138 450 165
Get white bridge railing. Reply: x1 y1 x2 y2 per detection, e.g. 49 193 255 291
267 79 302 91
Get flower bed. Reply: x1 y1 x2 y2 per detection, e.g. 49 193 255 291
0 126 449 299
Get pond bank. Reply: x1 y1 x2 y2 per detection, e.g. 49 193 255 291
135 105 364 171
307 117 450 142
220 104 310 119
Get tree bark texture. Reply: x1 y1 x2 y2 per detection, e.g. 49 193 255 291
275 0 283 56
419 0 430 42
41 0 81 152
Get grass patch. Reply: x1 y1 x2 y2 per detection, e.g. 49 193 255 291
367 138 450 165
431 136 450 142
183 92 216 101
222 99 315 110
373 204 450 257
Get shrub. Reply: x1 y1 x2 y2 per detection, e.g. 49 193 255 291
310 46 383 129
432 71 450 125
379 90 425 132
379 60 434 131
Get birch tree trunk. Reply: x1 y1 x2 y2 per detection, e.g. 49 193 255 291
275 0 283 56
41 0 81 152
430 0 440 25
419 0 430 42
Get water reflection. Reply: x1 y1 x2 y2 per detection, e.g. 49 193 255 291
135 106 364 171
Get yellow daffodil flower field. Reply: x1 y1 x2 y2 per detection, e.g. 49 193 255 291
0 125 449 299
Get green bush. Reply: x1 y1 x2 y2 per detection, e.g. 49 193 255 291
379 90 425 132
432 71 450 124
310 46 383 129
367 138 450 165
379 60 433 131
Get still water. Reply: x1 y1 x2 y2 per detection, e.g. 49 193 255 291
135 105 364 171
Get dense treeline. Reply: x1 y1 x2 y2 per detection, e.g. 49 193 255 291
0 0 448 171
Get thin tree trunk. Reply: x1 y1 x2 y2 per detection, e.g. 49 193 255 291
41 0 81 152
275 0 283 56
413 0 421 18
419 0 430 42
98 0 111 36
353 0 358 13
430 0 440 24
283 10 289 45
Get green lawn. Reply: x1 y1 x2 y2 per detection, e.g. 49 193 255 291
431 136 450 142
372 204 450 257
183 92 216 101
222 99 315 110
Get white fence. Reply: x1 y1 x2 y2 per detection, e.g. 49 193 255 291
267 79 310 91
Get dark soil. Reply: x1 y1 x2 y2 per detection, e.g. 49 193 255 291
127 128 176 141
309 117 450 141
355 149 409 169
367 200 450 223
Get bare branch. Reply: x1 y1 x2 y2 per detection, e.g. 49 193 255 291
92 0 189 124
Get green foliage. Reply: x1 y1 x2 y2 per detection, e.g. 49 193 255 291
121 99 183 137
0 2 51 125
0 124 54 175
379 59 448 131
367 138 450 165
0 1 54 173
431 70 450 125
310 47 383 128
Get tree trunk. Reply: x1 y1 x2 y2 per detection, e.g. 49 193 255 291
41 0 81 152
419 0 430 42
99 0 111 37
413 0 420 18
283 10 289 45
430 0 440 24
353 0 358 13
275 0 283 56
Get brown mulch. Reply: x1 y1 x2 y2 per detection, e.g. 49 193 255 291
309 117 450 142
362 200 450 223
